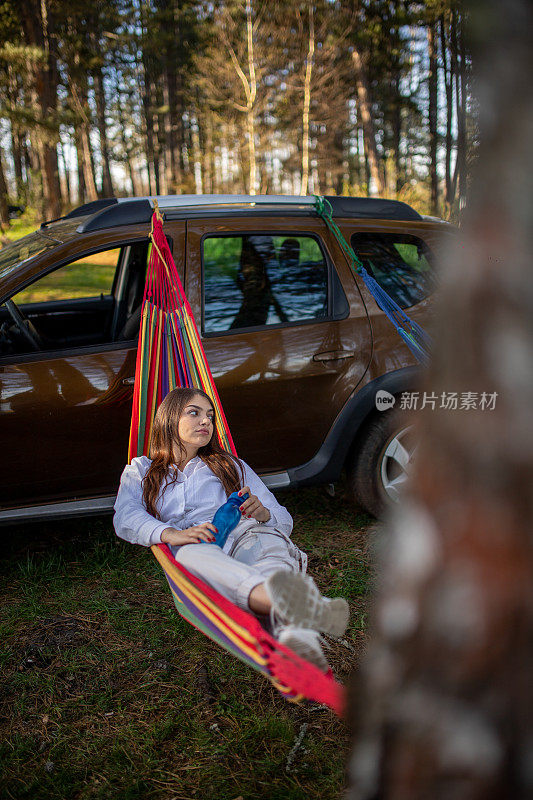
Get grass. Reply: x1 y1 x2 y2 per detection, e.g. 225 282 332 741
0 485 376 800
3 211 42 243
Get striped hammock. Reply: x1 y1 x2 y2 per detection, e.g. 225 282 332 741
127 204 345 717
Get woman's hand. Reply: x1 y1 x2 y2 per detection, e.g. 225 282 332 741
238 486 271 524
161 524 217 546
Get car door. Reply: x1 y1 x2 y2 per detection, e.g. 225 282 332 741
0 223 185 509
185 215 372 472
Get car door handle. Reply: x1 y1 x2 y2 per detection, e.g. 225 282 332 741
122 377 135 385
313 350 355 362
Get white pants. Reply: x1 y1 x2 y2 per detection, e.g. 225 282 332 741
173 520 307 611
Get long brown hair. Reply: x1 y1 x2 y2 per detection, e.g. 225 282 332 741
142 387 244 519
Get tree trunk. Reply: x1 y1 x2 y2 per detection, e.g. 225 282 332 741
428 21 439 215
201 110 213 194
348 2 533 797
352 45 385 196
164 67 182 193
93 65 114 197
392 76 402 195
451 10 466 212
0 148 10 228
80 126 98 202
10 126 24 198
457 11 468 207
301 2 315 196
58 138 71 206
70 76 98 203
75 128 86 203
440 13 455 213
245 0 257 195
19 0 61 219
191 111 203 194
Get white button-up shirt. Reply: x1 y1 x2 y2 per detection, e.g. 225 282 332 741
113 455 293 552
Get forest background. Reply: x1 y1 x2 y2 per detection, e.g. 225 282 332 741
0 0 471 228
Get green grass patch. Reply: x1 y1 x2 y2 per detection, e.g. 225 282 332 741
3 210 42 242
0 486 374 799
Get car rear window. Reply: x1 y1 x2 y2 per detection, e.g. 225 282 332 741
350 232 436 308
202 234 328 334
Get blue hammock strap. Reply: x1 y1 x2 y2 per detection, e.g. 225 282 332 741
313 195 432 366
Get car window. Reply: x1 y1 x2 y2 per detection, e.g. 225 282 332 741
12 248 121 304
203 234 328 334
350 233 436 308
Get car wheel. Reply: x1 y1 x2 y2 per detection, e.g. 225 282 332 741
348 406 417 518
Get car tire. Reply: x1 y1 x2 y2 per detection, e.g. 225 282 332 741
348 405 416 518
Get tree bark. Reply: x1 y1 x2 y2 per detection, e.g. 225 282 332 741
114 78 141 196
451 9 467 211
392 76 402 195
19 0 62 219
301 2 315 196
71 82 98 202
10 126 24 198
348 1 533 797
93 65 114 197
352 45 385 196
457 11 468 207
245 0 257 194
440 13 455 213
58 138 71 205
75 127 86 203
0 148 10 228
201 109 213 194
428 21 439 215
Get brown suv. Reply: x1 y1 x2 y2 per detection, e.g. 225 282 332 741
0 195 448 522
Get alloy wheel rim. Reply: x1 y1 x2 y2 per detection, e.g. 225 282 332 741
380 425 416 503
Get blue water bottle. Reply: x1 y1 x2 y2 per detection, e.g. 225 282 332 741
211 491 249 547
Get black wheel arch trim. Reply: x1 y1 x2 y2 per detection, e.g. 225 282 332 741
286 365 421 488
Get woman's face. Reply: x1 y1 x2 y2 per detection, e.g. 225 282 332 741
177 394 214 454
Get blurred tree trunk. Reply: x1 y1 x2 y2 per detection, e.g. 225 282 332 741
440 12 455 213
75 126 86 203
391 76 402 195
428 21 439 215
451 9 468 210
352 45 384 197
93 64 114 197
348 1 533 798
58 138 71 205
10 126 24 198
71 81 98 202
164 68 181 193
0 148 10 227
301 1 315 196
19 0 61 219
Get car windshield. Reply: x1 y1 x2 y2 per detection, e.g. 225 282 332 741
0 231 59 282
0 216 94 284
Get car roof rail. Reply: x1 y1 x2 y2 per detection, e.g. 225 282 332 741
324 195 422 221
74 194 422 234
40 198 118 229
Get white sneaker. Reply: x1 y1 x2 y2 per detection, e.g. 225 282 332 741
266 571 349 638
276 624 329 672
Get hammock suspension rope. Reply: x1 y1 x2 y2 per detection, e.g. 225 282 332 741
313 195 432 366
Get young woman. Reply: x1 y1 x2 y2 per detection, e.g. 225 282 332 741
114 387 349 670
